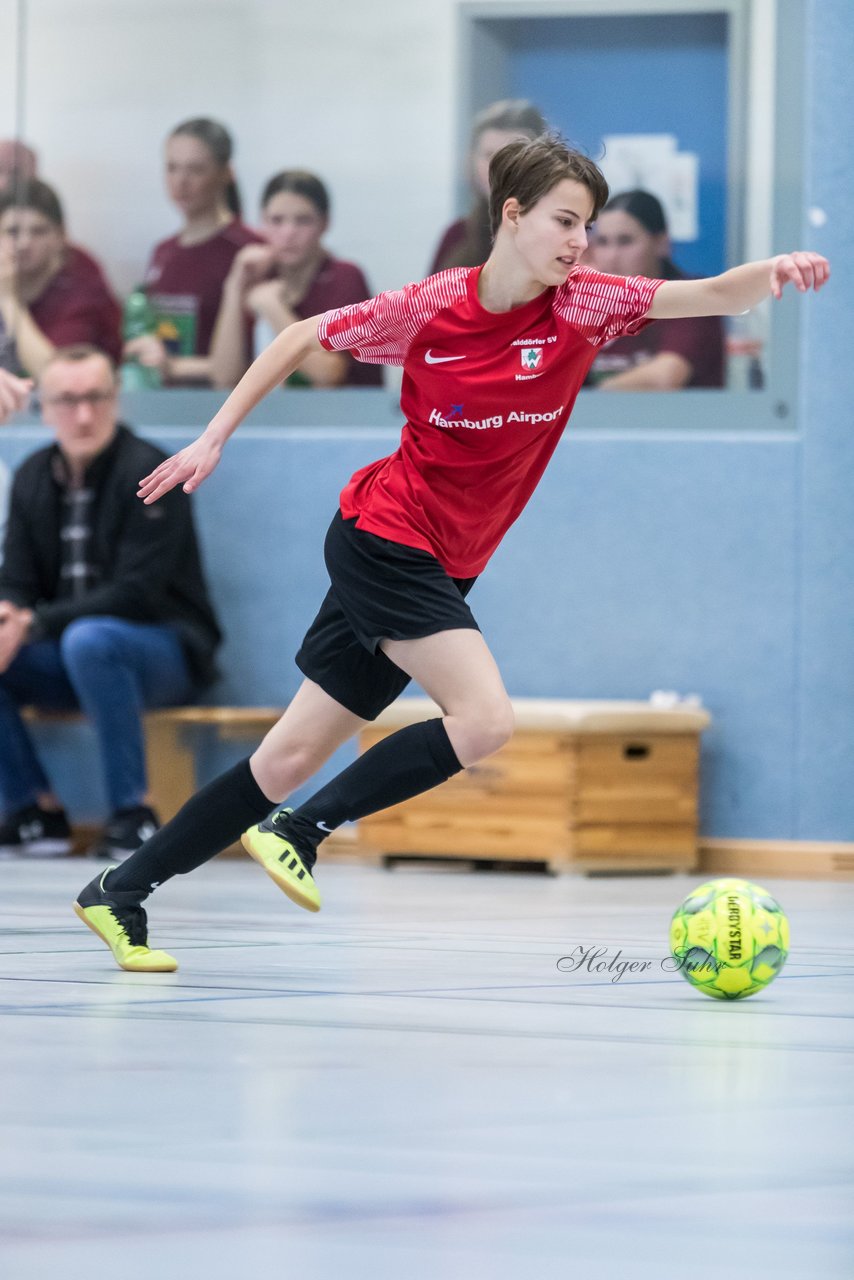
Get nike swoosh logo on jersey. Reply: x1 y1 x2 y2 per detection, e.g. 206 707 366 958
424 350 466 364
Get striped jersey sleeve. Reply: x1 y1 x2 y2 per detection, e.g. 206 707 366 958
317 268 471 366
556 268 664 347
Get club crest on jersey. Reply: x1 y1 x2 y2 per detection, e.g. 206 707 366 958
521 347 543 370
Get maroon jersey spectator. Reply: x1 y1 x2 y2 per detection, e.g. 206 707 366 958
589 189 725 389
144 220 261 361
586 311 724 388
127 117 261 386
429 218 467 275
28 250 122 365
0 179 121 376
211 170 381 389
429 99 547 274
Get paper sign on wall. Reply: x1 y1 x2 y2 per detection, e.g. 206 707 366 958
599 134 699 240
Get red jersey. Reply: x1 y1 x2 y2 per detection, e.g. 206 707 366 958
318 265 661 577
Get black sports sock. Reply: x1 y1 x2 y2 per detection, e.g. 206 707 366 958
282 717 462 864
106 758 274 896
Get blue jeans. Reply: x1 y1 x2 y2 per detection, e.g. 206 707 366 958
0 616 197 815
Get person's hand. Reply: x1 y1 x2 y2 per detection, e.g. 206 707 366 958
229 243 277 291
0 601 33 673
279 278 307 309
0 369 33 424
0 249 19 300
137 427 224 504
124 333 171 375
770 251 830 300
246 278 296 322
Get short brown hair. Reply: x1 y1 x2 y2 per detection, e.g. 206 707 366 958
488 133 609 237
40 344 117 382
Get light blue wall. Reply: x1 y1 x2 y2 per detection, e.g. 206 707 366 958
796 0 854 838
1 1 850 842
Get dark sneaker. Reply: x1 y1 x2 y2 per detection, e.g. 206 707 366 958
88 805 160 860
73 866 177 972
0 803 72 857
241 806 321 913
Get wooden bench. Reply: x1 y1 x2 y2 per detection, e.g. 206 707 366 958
22 704 357 858
356 697 711 875
23 705 283 821
25 698 712 874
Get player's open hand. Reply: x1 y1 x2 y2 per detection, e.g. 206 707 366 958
770 251 830 300
137 429 223 504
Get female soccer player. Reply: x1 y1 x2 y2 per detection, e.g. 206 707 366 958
74 134 829 972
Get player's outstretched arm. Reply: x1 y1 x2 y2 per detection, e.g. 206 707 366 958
648 251 830 321
137 315 327 504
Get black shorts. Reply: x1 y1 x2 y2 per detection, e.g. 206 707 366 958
295 510 479 720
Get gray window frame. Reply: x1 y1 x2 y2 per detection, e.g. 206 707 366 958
458 0 806 433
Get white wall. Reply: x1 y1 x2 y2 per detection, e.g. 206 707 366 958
0 0 464 296
1 0 782 302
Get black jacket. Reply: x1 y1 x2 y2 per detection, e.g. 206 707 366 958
0 424 222 686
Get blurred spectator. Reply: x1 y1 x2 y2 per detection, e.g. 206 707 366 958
211 170 381 389
429 100 547 273
0 138 115 292
0 155 44 378
0 180 122 377
588 190 725 389
0 344 221 860
0 140 38 193
130 117 262 386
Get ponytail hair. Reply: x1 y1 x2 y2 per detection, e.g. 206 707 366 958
438 98 549 271
169 117 241 217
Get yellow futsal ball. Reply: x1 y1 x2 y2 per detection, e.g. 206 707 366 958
669 877 789 1000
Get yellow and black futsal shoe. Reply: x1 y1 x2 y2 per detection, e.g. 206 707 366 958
241 807 321 913
73 867 178 972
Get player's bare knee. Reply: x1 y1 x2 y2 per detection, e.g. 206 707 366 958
254 743 319 797
486 699 516 754
457 699 515 761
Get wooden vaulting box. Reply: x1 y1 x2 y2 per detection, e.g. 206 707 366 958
356 699 711 873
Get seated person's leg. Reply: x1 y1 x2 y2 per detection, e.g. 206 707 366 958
0 640 75 855
59 615 197 859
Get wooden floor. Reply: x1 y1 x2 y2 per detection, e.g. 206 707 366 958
1 857 852 1279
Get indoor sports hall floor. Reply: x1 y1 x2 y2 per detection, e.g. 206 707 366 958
1 857 852 1279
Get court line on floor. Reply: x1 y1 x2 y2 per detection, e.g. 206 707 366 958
2 986 852 1053
2 967 853 1006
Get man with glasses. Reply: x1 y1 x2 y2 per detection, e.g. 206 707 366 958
0 344 221 858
